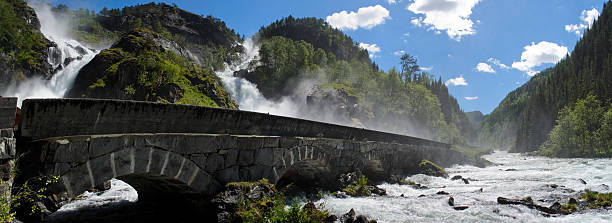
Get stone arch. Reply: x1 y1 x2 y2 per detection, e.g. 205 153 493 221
58 146 213 200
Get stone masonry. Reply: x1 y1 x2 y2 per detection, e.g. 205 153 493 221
0 98 17 202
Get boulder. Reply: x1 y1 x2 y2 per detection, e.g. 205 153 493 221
417 160 448 178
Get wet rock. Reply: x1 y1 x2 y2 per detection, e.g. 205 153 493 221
418 194 426 198
462 178 469 184
448 196 455 206
417 160 449 178
505 168 518 171
451 175 463 181
341 208 356 223
354 215 369 223
276 159 335 192
579 179 587 185
497 197 568 215
453 206 469 210
436 191 450 195
157 83 184 103
550 201 561 211
568 197 578 205
335 191 348 198
368 186 386 196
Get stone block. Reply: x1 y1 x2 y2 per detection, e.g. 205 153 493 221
88 154 114 188
0 129 13 138
132 147 151 174
160 152 183 178
237 137 263 150
62 164 93 197
53 140 89 163
237 150 254 166
205 153 224 173
0 98 16 129
190 154 208 170
279 137 299 148
173 135 217 154
89 136 125 158
263 137 280 148
53 163 71 176
189 170 212 193
224 149 238 168
112 149 132 177
174 159 198 184
255 148 274 166
216 166 239 184
145 148 167 174
216 135 237 149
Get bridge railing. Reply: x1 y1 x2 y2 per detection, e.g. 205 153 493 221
19 98 449 148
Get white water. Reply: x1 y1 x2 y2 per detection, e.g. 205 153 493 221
215 39 300 117
54 179 138 214
319 151 612 222
1 1 97 106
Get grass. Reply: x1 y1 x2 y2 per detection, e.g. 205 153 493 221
580 190 612 209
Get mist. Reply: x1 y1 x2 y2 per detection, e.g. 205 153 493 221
217 39 434 140
1 1 97 106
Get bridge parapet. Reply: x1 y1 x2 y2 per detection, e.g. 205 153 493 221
19 98 448 148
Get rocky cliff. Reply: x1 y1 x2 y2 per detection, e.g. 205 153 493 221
66 28 237 109
0 0 54 89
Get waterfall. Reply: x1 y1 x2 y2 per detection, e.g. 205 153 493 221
216 39 300 117
1 2 98 106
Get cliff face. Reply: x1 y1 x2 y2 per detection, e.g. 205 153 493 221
0 0 54 89
66 29 237 109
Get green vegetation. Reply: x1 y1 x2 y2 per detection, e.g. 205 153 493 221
246 17 473 144
341 175 371 197
538 94 612 157
67 28 237 109
477 1 612 154
418 159 448 177
56 2 243 71
580 189 612 209
398 179 417 186
229 179 332 223
0 0 50 81
451 145 492 167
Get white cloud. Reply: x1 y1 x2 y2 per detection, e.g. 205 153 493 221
445 75 467 86
359 43 381 58
421 66 433 71
407 0 481 41
387 0 398 4
565 8 599 36
464 96 479 100
511 41 568 76
487 58 509 69
393 50 406 56
476 62 495 73
326 5 391 30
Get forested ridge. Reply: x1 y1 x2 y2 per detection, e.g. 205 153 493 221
477 0 612 157
244 17 474 144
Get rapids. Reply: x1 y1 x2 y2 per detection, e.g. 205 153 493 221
319 151 612 222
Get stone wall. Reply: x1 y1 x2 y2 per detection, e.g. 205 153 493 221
0 98 16 202
19 99 448 149
20 133 465 203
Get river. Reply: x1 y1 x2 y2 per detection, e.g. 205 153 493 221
50 151 612 222
319 151 612 222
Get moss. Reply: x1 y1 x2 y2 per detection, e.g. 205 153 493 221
226 178 277 193
88 78 105 89
560 203 578 213
580 190 612 209
341 175 371 197
399 180 417 185
419 160 447 175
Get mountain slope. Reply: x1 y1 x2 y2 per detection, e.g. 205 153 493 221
0 0 53 89
478 0 612 153
242 17 474 144
66 28 237 109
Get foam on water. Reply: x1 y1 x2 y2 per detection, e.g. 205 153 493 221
318 151 612 222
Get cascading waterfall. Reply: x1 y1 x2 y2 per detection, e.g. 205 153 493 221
215 39 300 117
1 1 97 106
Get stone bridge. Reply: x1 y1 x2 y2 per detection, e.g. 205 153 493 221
12 98 468 206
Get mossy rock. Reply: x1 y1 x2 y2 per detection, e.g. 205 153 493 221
417 160 448 178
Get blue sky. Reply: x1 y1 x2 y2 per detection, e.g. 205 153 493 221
53 0 606 114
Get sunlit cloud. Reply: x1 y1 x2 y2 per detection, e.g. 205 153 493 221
327 5 391 30
565 8 599 36
359 42 382 59
445 75 467 86
476 62 495 73
407 0 481 41
464 96 479 100
511 41 568 76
